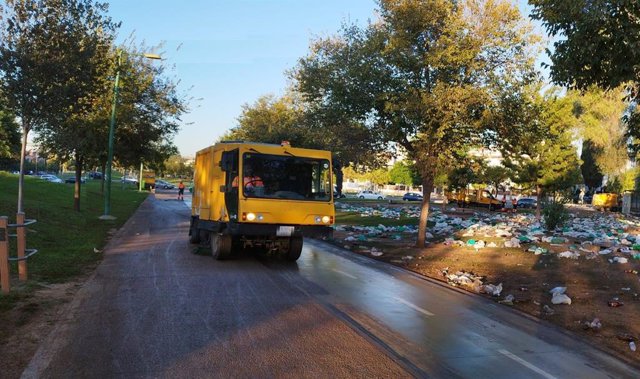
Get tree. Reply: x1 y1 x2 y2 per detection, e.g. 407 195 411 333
295 0 538 246
573 86 629 180
389 161 414 185
493 87 582 219
529 0 640 150
529 1 640 96
228 93 383 196
1 0 120 211
482 165 510 195
368 168 391 187
102 46 185 184
163 154 193 178
580 140 604 190
0 96 20 168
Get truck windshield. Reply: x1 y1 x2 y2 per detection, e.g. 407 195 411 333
242 153 331 201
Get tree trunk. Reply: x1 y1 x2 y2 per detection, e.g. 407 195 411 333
417 174 435 248
535 184 541 221
17 124 29 214
74 154 83 212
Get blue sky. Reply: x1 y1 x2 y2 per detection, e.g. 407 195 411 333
106 0 544 157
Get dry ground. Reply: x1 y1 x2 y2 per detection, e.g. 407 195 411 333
334 204 640 365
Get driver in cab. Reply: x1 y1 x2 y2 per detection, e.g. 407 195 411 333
232 162 264 195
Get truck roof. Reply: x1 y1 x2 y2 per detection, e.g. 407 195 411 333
197 141 332 159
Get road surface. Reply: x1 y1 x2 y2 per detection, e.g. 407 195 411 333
22 191 639 378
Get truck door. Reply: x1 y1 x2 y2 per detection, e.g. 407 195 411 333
221 149 239 221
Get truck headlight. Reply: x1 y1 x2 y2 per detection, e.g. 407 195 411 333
322 216 331 224
246 212 256 221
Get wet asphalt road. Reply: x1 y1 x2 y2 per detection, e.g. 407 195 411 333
22 191 639 378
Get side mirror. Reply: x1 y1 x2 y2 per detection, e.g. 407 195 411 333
220 185 226 193
220 152 233 171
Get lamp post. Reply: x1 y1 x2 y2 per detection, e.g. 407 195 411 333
100 50 161 220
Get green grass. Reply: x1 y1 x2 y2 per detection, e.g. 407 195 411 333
337 211 419 227
0 172 147 296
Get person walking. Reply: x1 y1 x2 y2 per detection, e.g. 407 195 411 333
178 181 185 200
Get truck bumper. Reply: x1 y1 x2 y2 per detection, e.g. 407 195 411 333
227 223 333 238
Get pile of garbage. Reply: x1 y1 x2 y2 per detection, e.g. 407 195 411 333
441 268 504 296
337 202 640 260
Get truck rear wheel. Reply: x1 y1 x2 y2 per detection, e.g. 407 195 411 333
211 232 232 260
286 236 303 261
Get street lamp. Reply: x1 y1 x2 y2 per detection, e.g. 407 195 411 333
100 50 161 220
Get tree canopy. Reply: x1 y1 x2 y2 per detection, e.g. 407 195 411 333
0 0 187 211
294 0 539 246
529 0 640 150
490 86 582 218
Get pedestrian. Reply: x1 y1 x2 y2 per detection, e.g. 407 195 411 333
178 180 185 200
579 188 585 204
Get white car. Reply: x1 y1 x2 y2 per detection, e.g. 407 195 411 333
39 174 63 183
356 190 386 200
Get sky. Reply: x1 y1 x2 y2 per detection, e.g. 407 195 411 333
106 0 544 158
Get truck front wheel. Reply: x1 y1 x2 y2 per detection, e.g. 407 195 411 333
189 223 200 244
286 236 303 261
211 233 232 260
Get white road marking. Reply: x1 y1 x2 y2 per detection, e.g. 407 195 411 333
331 269 357 279
394 297 434 316
498 349 558 379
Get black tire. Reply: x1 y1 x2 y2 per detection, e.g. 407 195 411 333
211 232 232 260
199 229 209 244
359 196 365 199
286 236 303 261
377 196 383 200
189 221 200 244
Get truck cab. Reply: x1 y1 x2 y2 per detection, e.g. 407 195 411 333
189 141 335 261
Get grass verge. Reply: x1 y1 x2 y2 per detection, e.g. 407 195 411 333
0 172 147 307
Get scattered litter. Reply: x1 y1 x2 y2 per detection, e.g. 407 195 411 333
527 246 548 255
608 298 624 307
558 251 580 259
583 318 602 331
608 257 628 264
550 287 571 305
499 294 515 305
482 282 503 296
631 341 637 352
551 293 572 305
504 238 521 248
370 247 383 257
542 305 555 315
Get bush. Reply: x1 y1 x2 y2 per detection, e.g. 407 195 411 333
542 202 569 231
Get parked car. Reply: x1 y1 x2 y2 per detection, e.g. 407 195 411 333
516 197 537 209
402 192 423 202
155 179 176 189
88 172 103 179
356 190 386 200
65 176 86 184
40 174 63 183
121 176 138 186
